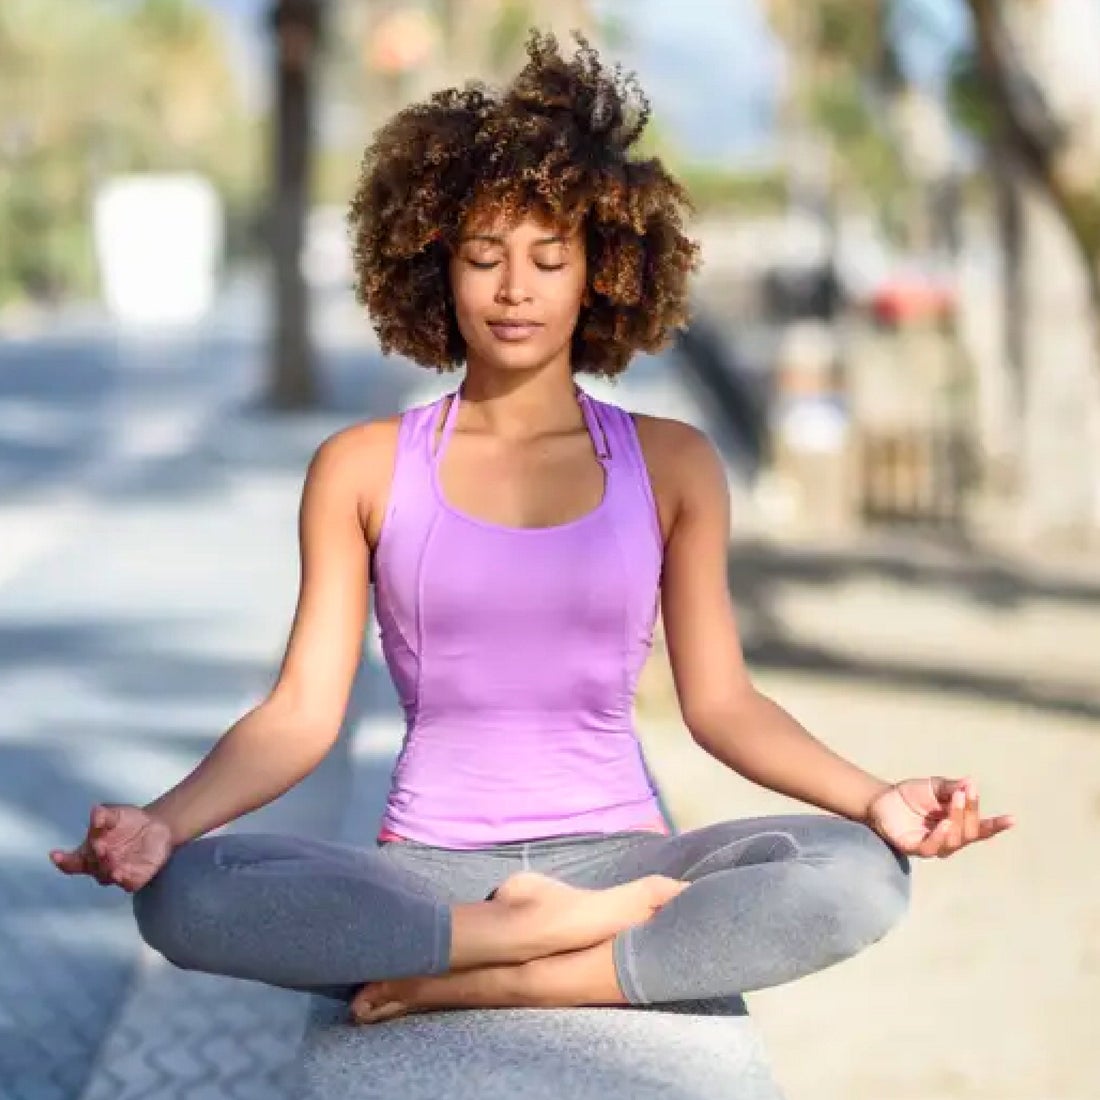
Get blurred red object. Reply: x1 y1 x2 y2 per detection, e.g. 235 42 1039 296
868 273 956 324
367 9 437 75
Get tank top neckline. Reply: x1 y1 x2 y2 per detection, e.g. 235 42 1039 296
426 383 614 536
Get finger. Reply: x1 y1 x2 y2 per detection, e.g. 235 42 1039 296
83 840 114 884
938 818 962 858
917 818 953 858
941 787 967 857
89 862 115 886
922 794 964 860
929 776 962 805
89 841 114 879
111 870 136 892
49 849 87 875
978 815 1015 839
961 782 981 844
91 804 121 834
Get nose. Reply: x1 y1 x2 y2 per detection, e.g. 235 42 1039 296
495 262 532 305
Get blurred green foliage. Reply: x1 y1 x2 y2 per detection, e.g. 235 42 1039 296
676 165 787 216
946 52 997 143
635 119 786 215
0 0 258 307
765 0 913 238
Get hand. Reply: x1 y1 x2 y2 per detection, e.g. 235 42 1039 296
865 777 1015 859
49 804 174 892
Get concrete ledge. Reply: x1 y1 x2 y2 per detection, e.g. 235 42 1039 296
301 992 785 1099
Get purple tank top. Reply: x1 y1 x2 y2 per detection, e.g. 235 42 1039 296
372 384 668 849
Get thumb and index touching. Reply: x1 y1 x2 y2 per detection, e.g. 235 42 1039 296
48 804 121 873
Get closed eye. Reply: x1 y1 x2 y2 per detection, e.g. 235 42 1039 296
466 260 566 271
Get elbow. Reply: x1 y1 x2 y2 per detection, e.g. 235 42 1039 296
260 693 342 756
682 683 759 748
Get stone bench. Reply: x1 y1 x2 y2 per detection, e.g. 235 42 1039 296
298 700 786 1099
301 994 783 1099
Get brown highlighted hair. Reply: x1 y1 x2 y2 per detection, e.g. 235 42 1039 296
348 29 701 378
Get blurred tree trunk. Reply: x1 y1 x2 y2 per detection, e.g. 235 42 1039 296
267 0 322 410
969 0 1100 544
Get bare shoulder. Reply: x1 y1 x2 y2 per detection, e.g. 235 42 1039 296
632 413 726 491
631 414 718 466
629 414 727 540
304 416 399 484
303 416 402 531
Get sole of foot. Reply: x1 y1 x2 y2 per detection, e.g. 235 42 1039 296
490 870 689 960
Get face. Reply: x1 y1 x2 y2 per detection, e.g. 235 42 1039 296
448 207 588 373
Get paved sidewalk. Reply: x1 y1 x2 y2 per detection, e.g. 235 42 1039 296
0 301 410 1099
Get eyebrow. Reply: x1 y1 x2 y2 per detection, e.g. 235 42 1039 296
460 234 566 245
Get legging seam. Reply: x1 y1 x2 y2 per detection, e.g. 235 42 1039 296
613 927 650 1005
431 902 451 975
679 830 802 880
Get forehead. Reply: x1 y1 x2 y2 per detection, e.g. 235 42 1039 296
459 204 581 243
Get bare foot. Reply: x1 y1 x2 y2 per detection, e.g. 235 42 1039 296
350 961 529 1025
487 870 688 962
351 874 690 1025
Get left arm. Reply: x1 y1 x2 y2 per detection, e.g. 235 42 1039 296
650 420 889 823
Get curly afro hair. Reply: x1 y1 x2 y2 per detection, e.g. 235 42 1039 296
348 28 701 379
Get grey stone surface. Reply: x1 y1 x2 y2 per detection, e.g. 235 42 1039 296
302 998 781 1100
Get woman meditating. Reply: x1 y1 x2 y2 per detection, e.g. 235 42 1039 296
50 31 1013 1027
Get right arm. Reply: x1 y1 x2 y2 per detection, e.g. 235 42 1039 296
141 424 382 847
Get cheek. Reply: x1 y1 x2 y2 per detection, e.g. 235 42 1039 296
547 274 587 333
449 274 490 334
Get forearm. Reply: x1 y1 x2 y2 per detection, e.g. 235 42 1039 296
689 688 891 822
142 697 336 847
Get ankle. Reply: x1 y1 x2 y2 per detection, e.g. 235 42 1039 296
448 898 545 970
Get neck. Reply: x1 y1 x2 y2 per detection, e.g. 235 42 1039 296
457 358 584 438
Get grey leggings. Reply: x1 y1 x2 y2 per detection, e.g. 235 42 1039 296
132 813 911 1007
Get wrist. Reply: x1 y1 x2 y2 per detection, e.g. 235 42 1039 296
857 779 894 825
142 803 185 848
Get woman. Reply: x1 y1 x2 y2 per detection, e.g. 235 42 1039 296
50 31 1013 1027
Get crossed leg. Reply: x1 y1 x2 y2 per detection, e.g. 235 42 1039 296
351 814 911 1023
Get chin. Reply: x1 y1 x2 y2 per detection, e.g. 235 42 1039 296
472 342 557 372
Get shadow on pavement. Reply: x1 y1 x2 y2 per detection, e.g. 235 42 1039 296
728 538 1100 722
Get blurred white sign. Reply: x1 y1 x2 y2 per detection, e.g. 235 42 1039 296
93 173 223 326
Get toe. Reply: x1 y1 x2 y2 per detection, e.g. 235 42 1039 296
350 994 408 1025
365 1001 407 1024
350 981 388 1019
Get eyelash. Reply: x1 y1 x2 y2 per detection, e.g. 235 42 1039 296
467 260 565 271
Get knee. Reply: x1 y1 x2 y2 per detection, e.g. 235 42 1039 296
132 837 226 968
810 820 912 957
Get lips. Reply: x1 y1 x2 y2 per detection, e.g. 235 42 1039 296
487 321 543 342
